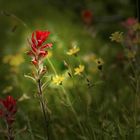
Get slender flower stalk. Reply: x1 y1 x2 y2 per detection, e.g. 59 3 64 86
27 30 52 140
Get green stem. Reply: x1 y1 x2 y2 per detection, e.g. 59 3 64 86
47 58 57 75
37 79 50 140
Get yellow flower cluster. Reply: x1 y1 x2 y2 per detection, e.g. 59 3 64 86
52 64 85 86
110 31 123 43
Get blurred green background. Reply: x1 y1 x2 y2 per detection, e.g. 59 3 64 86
0 0 139 140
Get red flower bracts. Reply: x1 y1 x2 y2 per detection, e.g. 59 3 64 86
0 96 17 125
27 30 53 66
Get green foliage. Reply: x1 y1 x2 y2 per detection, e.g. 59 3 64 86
0 0 140 140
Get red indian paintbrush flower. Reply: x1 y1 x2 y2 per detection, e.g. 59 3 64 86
0 96 17 125
27 30 53 66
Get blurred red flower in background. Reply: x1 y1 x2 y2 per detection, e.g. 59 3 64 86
122 17 137 28
82 9 93 25
121 17 139 49
0 96 17 125
28 30 53 66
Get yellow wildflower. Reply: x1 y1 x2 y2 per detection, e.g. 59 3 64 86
110 31 123 43
74 65 85 75
67 46 80 56
52 75 64 85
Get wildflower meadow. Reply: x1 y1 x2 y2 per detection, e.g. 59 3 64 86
0 0 140 140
